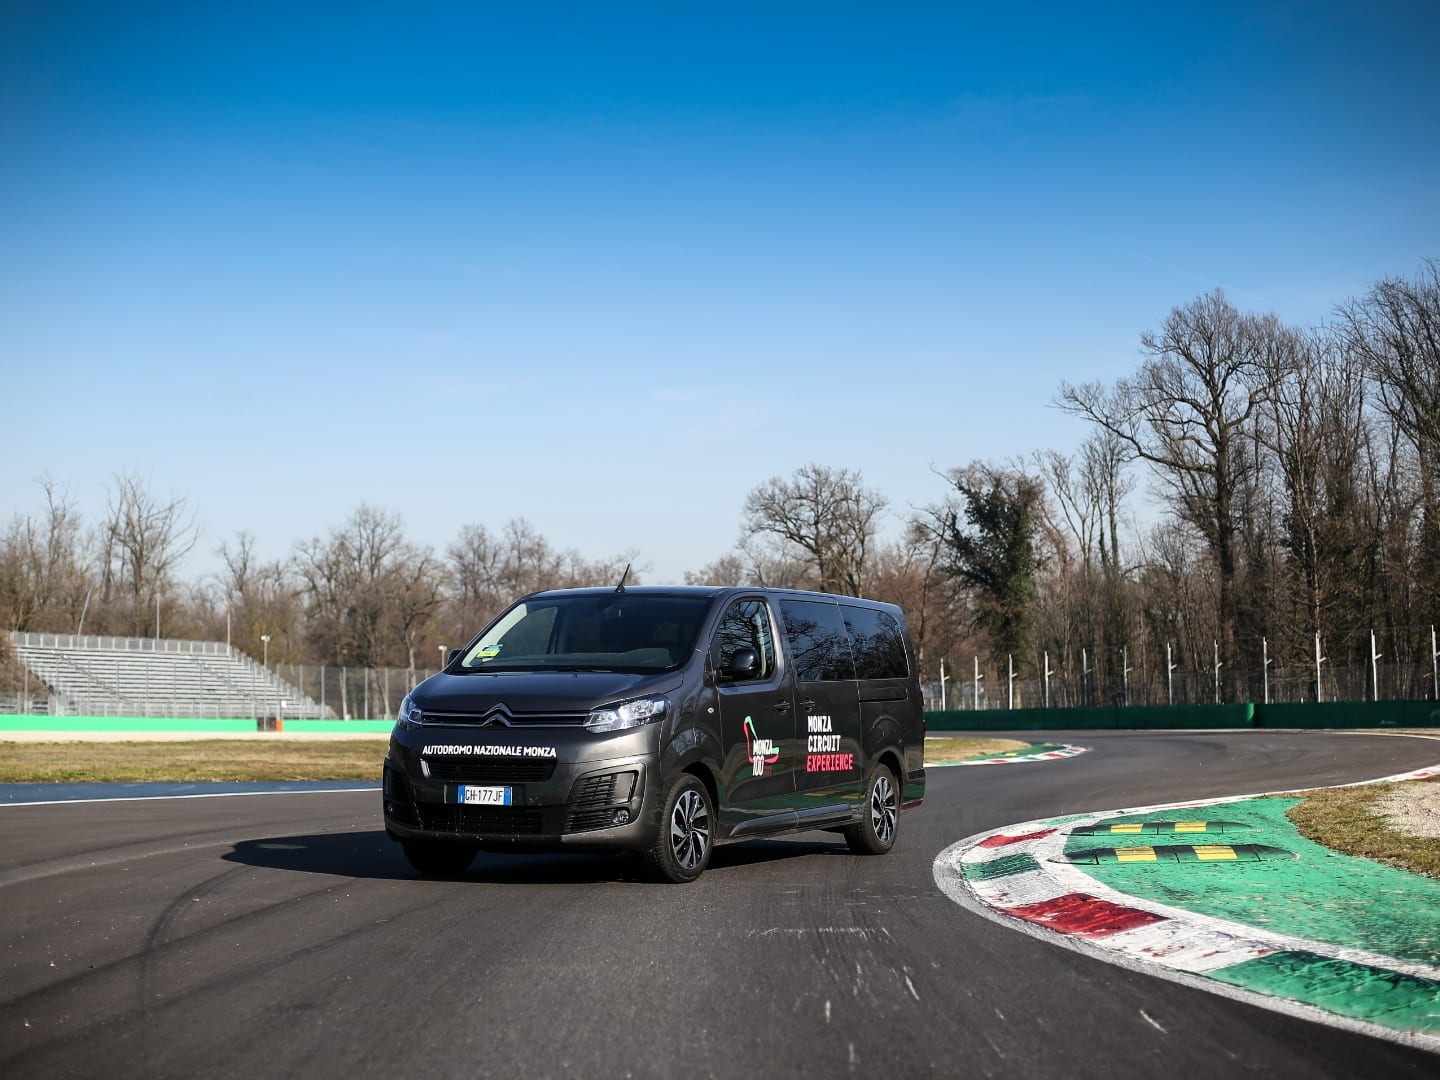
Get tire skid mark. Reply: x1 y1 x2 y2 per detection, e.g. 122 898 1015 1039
137 863 253 1017
3 880 460 1073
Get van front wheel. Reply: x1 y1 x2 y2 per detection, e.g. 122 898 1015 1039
844 764 899 855
644 774 713 883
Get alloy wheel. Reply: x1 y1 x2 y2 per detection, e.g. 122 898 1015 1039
669 788 711 871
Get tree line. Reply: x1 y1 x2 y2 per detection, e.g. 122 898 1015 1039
3 260 1437 701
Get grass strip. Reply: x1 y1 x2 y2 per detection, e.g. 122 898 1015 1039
0 740 390 782
925 737 1033 762
1286 781 1440 880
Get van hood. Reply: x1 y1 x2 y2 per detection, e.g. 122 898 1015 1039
409 669 683 717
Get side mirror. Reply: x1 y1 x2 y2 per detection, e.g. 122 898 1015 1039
721 648 761 680
448 649 461 665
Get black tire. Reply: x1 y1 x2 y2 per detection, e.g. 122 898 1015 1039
644 773 714 883
844 764 899 855
401 837 478 877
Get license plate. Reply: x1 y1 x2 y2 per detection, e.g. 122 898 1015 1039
458 785 512 806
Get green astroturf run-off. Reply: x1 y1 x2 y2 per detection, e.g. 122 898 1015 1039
1067 798 1440 967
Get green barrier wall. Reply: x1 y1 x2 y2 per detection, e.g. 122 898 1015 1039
1253 700 1440 729
925 703 1254 731
925 700 1439 730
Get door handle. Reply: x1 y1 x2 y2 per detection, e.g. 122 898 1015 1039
798 699 816 710
773 700 792 712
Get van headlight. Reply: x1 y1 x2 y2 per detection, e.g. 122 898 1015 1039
397 694 424 729
584 695 668 733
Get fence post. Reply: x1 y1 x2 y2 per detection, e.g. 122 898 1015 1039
1213 640 1222 705
1262 637 1270 705
1122 645 1132 706
1371 630 1381 702
973 656 983 710
1314 633 1325 703
1043 650 1052 708
1166 642 1175 706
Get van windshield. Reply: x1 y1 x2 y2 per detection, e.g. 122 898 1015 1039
457 594 711 674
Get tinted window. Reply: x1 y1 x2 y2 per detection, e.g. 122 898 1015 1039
842 605 909 680
778 599 855 682
709 599 776 680
459 594 709 673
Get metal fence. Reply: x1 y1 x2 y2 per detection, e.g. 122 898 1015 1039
266 663 441 721
0 662 442 720
7 626 1438 719
922 626 1440 712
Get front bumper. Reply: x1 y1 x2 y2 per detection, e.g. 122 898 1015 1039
382 725 663 851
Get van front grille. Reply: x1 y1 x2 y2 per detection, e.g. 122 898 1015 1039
419 711 587 728
424 759 556 783
414 804 546 835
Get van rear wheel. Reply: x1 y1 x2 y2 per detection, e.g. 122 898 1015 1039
401 838 478 876
844 764 899 855
644 773 713 883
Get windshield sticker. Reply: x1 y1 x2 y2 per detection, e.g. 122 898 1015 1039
743 716 779 778
806 714 853 773
422 744 557 758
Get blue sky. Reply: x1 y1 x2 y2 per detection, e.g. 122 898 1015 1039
3 2 1438 585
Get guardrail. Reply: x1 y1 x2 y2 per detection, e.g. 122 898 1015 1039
11 632 233 655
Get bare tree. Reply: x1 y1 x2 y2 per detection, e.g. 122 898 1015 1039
1037 431 1137 654
293 504 410 669
100 473 199 636
741 464 887 596
218 530 301 661
683 552 751 587
444 517 639 642
0 477 91 633
1257 327 1369 643
1338 259 1440 617
1059 290 1279 680
445 522 509 634
865 523 959 680
390 545 444 676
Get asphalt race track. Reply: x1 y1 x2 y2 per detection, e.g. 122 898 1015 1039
2 731 1438 1079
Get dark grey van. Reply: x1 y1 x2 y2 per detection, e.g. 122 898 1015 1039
383 585 925 882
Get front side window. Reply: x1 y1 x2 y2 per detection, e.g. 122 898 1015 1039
458 594 710 673
709 599 776 680
778 599 856 683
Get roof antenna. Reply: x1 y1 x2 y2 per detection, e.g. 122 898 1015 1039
614 563 631 594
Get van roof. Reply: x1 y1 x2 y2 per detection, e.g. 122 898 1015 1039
523 584 904 614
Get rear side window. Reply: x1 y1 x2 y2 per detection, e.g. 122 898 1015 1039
842 605 909 680
778 599 856 682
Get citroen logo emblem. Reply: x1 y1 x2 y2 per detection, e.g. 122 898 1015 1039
479 704 513 728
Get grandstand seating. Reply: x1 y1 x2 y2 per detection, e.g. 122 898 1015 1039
8 632 332 718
